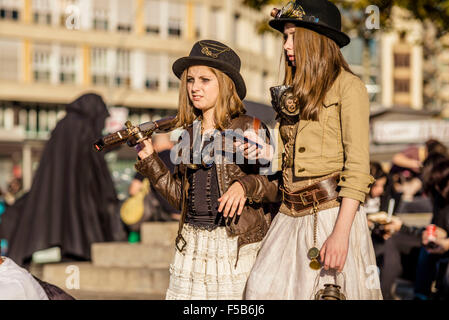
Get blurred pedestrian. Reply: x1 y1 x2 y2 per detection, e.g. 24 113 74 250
365 162 389 214
378 157 449 299
391 139 447 212
413 159 449 299
0 93 126 266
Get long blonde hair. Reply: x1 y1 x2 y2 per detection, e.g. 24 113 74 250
175 67 245 130
284 27 354 121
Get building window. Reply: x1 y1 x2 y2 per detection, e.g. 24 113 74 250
232 13 240 44
209 7 224 40
91 47 109 86
92 0 109 31
115 49 131 88
33 43 52 83
194 4 202 38
60 46 77 84
117 0 132 32
0 0 20 21
168 56 179 89
144 0 160 35
209 7 220 39
33 0 52 25
145 53 160 90
394 53 410 68
394 78 410 93
168 2 183 37
0 39 19 81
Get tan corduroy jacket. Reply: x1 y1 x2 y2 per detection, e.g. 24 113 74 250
276 69 375 203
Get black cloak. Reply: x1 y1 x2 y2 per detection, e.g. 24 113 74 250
0 93 126 266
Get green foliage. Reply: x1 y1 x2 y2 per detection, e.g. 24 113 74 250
242 0 280 11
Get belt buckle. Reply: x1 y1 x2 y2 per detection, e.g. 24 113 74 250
299 189 318 206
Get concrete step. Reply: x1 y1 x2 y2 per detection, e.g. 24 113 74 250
140 222 178 246
92 242 175 268
42 262 169 295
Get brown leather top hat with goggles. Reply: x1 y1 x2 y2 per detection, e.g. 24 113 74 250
172 40 247 100
269 0 350 48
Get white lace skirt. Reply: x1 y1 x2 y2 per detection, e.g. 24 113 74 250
166 223 261 300
244 206 383 300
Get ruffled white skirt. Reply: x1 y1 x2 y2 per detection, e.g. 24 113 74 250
166 223 261 300
244 206 383 300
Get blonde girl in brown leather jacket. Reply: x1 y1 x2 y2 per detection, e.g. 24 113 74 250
134 40 278 300
244 0 382 300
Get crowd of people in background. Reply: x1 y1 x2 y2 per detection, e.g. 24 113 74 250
367 139 449 299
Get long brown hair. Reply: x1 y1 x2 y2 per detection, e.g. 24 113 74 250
284 27 353 121
175 66 245 130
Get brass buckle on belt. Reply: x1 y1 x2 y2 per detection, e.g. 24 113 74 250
299 190 319 206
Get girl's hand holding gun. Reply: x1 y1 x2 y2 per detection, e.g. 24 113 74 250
136 139 154 160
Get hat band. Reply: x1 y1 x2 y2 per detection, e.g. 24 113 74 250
271 1 320 24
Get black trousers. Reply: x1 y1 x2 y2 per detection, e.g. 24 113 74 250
375 231 422 300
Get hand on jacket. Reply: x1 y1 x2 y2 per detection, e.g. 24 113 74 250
234 130 273 163
218 182 246 219
136 138 155 160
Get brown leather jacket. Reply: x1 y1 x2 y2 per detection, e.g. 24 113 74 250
135 114 279 263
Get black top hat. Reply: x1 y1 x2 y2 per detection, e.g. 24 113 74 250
172 40 246 100
269 0 350 48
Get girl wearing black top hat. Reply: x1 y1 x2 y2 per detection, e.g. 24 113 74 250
134 40 278 299
243 0 382 299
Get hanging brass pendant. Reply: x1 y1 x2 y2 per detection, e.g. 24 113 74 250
307 247 320 260
309 259 321 270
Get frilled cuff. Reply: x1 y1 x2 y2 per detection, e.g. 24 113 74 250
134 153 168 184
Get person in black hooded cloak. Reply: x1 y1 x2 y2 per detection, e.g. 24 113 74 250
0 93 126 266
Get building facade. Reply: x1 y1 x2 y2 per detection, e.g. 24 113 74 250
0 0 282 195
379 7 424 110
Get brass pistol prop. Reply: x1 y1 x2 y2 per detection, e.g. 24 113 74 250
93 116 176 152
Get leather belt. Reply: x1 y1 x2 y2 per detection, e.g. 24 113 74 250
281 173 340 214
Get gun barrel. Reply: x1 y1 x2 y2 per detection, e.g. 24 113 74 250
93 116 177 152
139 116 176 133
93 129 130 151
